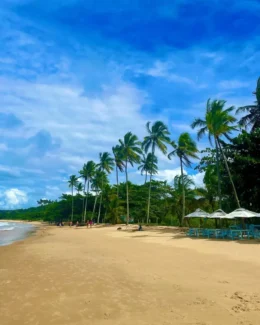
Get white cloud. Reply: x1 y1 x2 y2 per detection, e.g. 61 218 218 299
190 172 205 188
0 188 28 209
155 168 185 182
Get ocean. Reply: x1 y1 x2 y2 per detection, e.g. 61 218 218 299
0 221 36 246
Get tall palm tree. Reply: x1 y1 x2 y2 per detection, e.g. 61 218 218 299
119 132 142 225
191 99 240 208
112 145 125 197
97 152 114 223
236 77 260 131
92 170 108 220
168 132 199 224
79 163 88 221
142 121 171 224
68 175 78 222
138 153 158 184
81 161 96 223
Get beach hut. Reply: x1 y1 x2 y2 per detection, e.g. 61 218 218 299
209 209 227 219
185 208 210 218
225 208 258 219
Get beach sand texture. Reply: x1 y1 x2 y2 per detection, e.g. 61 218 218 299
1 225 260 325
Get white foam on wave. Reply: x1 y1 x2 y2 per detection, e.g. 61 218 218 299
0 227 15 231
0 222 10 227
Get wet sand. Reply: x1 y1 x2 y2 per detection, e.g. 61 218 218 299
0 225 260 325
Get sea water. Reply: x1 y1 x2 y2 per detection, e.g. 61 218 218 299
0 222 36 246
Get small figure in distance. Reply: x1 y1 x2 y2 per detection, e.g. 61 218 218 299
76 221 79 227
138 224 143 231
86 220 90 228
69 221 73 227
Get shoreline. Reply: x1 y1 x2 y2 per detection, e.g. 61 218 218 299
1 226 260 324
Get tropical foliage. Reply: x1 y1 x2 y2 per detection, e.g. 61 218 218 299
1 78 260 225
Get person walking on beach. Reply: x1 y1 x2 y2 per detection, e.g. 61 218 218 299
86 220 89 228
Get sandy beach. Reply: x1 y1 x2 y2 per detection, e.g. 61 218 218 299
1 225 260 325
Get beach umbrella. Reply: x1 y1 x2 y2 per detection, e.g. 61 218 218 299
209 209 227 219
225 208 258 219
185 208 210 218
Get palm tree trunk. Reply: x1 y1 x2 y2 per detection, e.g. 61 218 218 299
214 136 222 209
83 180 89 223
217 139 240 208
146 144 155 224
71 187 74 222
116 166 119 198
92 191 98 219
180 157 185 226
145 170 147 184
97 174 104 224
81 180 86 222
125 160 129 225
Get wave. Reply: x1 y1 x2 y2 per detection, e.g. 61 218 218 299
0 222 10 227
0 227 15 231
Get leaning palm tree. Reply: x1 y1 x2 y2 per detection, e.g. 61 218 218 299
236 77 260 131
92 170 108 220
112 145 125 198
168 132 199 225
68 175 78 222
96 152 114 223
142 121 171 224
191 99 240 208
119 132 142 225
79 164 88 221
81 161 96 223
138 153 158 184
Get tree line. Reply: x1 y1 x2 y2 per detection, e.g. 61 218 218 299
1 78 259 225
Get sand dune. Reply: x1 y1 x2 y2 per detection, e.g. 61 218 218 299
1 225 260 324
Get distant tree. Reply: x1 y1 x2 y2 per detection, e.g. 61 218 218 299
142 121 171 223
112 145 125 197
191 99 240 208
168 132 198 224
96 153 114 223
119 132 142 225
138 153 158 184
68 175 78 222
237 77 260 132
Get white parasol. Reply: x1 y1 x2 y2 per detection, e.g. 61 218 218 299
209 209 227 219
225 208 259 219
185 208 210 218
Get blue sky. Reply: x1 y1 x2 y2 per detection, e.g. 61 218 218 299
0 0 259 209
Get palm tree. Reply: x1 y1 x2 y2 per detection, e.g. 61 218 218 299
112 145 125 197
79 164 88 221
80 161 96 223
138 153 158 184
142 121 171 224
191 99 240 208
92 170 108 220
236 77 260 131
76 182 83 194
119 132 142 225
96 152 114 223
68 175 78 222
168 132 199 224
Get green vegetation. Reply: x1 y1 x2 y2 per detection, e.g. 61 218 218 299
1 78 260 225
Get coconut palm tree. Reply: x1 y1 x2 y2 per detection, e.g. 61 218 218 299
79 164 88 221
81 161 96 223
191 99 240 208
112 145 125 197
76 182 83 194
96 152 114 223
68 175 78 222
92 170 108 220
168 132 199 224
119 132 142 225
236 77 260 131
138 153 158 184
142 121 171 224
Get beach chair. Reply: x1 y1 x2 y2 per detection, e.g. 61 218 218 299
186 228 197 237
253 230 260 240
